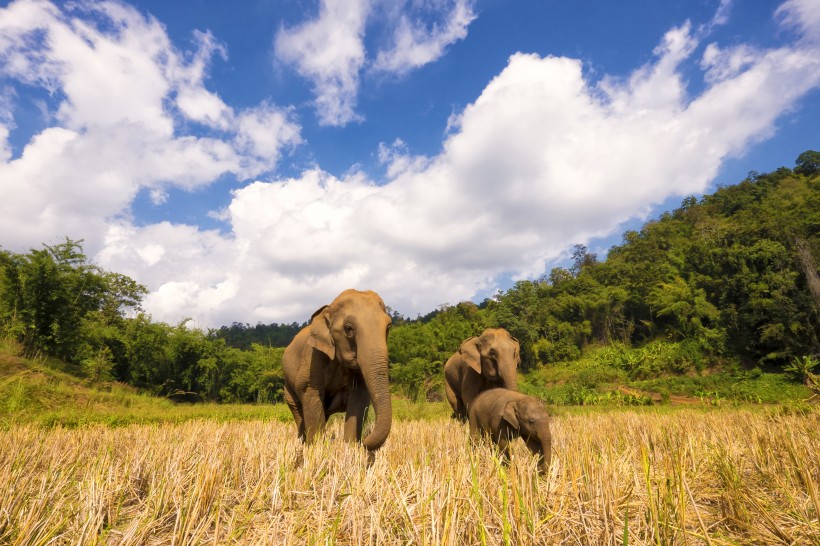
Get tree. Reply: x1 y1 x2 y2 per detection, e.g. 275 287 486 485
570 244 598 277
0 238 145 361
794 150 820 176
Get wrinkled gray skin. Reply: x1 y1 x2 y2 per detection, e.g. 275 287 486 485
444 328 520 421
469 388 552 474
283 289 392 453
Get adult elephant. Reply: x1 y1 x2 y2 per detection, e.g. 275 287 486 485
283 289 393 453
444 327 520 421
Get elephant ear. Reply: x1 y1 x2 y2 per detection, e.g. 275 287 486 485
502 400 519 429
307 305 335 359
459 337 482 374
512 336 521 367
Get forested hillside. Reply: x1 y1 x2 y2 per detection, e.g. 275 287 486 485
1 152 818 404
385 157 820 402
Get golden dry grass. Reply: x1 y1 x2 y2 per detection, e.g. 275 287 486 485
1 409 818 545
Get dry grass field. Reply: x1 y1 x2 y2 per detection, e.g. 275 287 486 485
1 409 818 545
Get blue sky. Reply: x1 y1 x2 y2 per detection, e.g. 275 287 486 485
0 0 818 328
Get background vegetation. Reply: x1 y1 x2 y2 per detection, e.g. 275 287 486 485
1 152 818 406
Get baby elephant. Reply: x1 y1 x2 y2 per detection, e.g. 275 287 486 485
469 388 552 474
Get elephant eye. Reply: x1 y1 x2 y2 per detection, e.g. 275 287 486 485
344 323 355 337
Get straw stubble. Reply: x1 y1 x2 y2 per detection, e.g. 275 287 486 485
1 410 818 545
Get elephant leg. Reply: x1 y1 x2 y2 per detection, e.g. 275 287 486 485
344 380 371 443
460 380 482 419
468 412 479 440
451 397 468 422
495 423 516 466
496 437 511 465
445 379 459 414
284 384 305 441
302 388 327 443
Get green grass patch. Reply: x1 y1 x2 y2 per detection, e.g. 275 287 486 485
391 398 452 421
0 338 294 428
633 371 813 405
2 337 456 429
521 351 644 405
521 341 814 406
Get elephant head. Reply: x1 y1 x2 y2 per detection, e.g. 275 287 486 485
501 396 552 473
307 289 392 451
460 328 520 390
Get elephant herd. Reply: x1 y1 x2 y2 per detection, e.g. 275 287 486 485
283 289 552 473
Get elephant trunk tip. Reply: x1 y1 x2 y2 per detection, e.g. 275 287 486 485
362 392 392 452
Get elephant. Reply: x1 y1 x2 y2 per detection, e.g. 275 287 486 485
468 388 552 474
283 289 393 453
444 328 520 420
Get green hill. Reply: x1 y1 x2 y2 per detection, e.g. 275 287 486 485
0 338 291 428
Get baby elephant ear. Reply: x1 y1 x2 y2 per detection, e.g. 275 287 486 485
460 337 482 374
502 400 519 429
307 306 335 359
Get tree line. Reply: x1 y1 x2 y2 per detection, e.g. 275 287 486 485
1 152 818 402
0 239 285 402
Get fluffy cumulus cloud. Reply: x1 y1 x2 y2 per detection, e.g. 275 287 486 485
275 0 475 126
228 0 819 324
0 0 301 251
1 0 819 328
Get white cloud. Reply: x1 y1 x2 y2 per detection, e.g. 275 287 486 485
372 0 475 75
172 30 232 130
274 0 476 126
777 0 820 43
274 0 369 126
98 221 244 325
235 103 303 162
0 0 300 251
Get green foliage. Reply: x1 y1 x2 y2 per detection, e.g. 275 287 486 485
794 149 819 176
225 344 286 403
0 338 294 427
531 337 580 364
591 340 710 378
390 357 443 401
0 240 287 404
212 321 303 349
783 355 819 388
0 239 147 362
633 370 813 405
388 302 489 398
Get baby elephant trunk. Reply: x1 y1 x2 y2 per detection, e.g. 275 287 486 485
526 428 552 474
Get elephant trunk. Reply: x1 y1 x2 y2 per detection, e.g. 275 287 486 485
528 429 552 474
359 343 392 452
500 361 518 391
539 435 552 474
